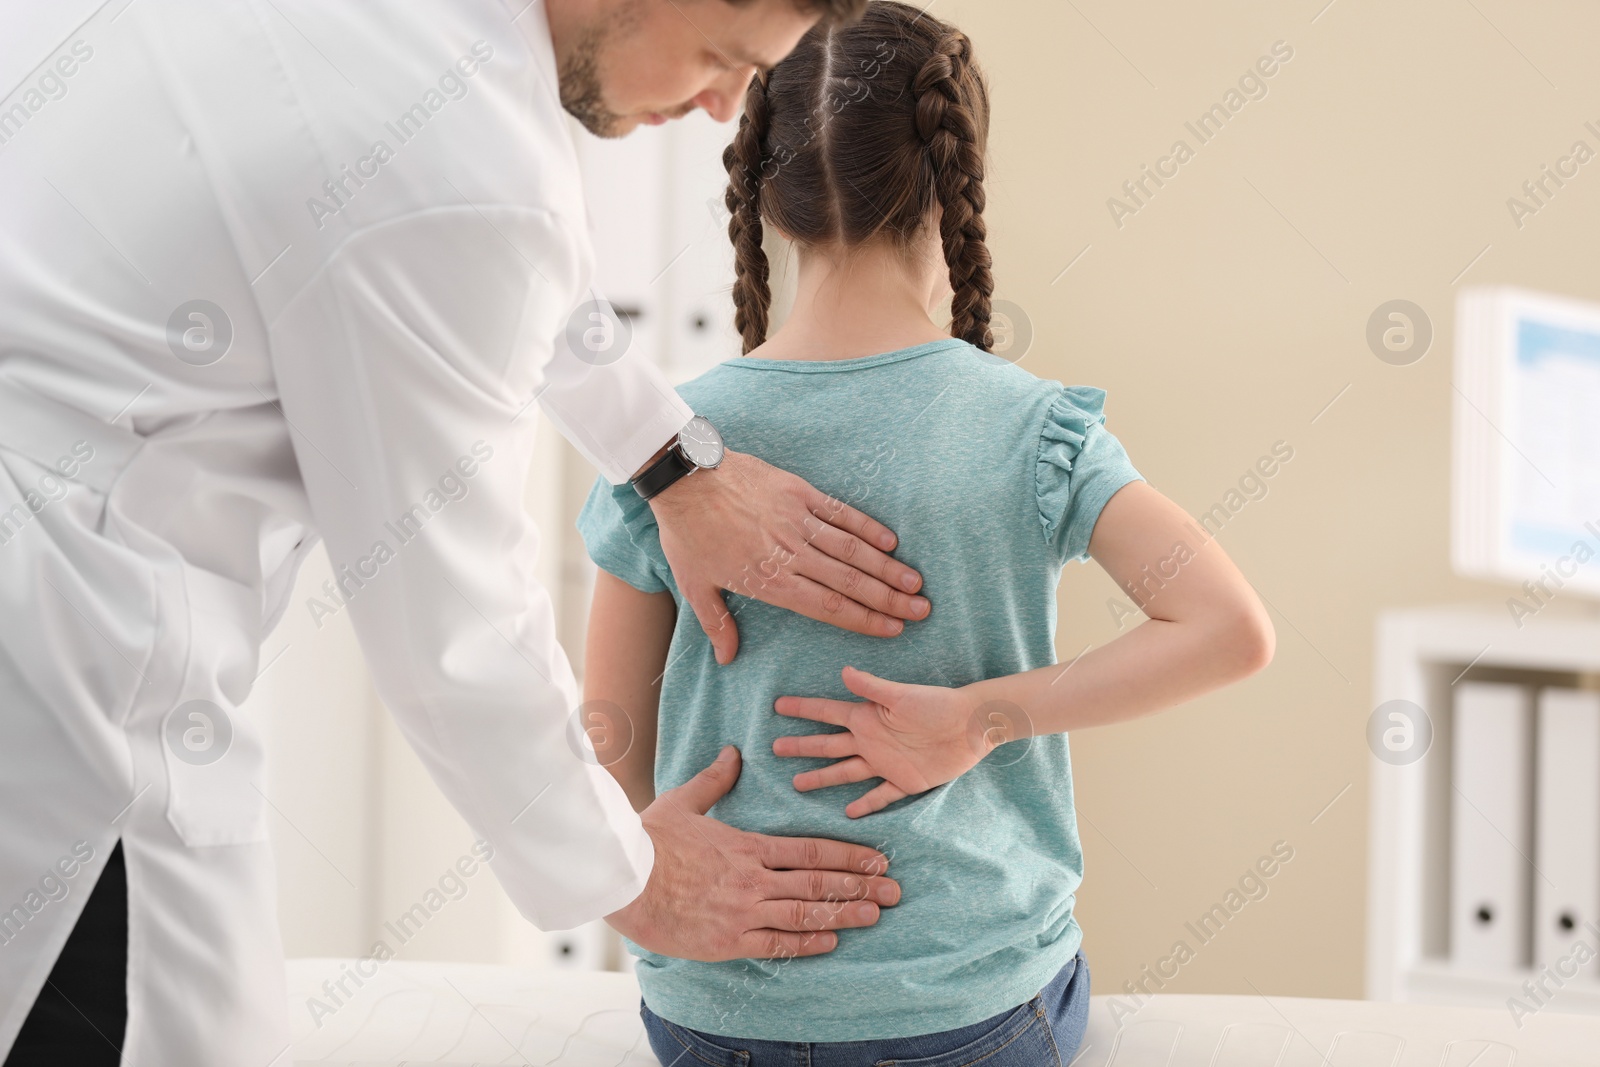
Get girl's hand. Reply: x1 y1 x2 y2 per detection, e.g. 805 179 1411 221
773 666 1010 818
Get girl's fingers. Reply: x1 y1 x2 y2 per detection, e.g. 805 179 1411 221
792 756 877 792
846 781 908 819
839 665 902 703
772 732 857 759
774 695 856 725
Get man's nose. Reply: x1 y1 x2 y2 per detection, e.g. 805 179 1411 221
693 67 757 123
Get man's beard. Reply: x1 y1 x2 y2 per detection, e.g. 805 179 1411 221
558 25 626 137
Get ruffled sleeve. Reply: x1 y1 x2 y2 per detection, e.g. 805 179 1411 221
576 475 672 594
1036 385 1144 563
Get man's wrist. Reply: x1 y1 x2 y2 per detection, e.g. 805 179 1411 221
633 415 726 500
646 447 738 509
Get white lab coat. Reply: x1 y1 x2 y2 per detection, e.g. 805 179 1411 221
0 1 693 1062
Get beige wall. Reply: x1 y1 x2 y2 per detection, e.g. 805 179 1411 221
260 0 1600 1002
922 0 1600 999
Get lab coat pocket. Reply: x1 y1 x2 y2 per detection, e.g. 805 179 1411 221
0 452 157 736
162 695 269 846
161 566 270 847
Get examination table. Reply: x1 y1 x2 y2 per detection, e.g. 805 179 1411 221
286 958 1599 1064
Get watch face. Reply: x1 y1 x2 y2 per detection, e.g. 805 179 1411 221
678 415 725 468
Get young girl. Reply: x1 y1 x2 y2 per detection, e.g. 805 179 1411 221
578 4 1274 1063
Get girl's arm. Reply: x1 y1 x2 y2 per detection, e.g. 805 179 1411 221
772 480 1276 816
584 571 676 812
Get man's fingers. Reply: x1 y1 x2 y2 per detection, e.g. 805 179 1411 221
773 696 856 727
846 781 909 819
682 580 739 665
772 730 856 760
764 869 900 906
804 520 925 600
793 756 877 792
805 486 900 554
755 897 881 934
770 573 904 638
795 542 930 625
754 832 890 878
666 746 742 815
736 929 840 959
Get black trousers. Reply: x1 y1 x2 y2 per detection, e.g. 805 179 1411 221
5 840 127 1066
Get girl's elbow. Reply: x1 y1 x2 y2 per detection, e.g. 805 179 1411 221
1230 603 1276 677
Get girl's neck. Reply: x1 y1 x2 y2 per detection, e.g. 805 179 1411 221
750 240 953 362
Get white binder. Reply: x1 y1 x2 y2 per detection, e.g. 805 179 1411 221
1451 682 1535 969
1534 687 1600 976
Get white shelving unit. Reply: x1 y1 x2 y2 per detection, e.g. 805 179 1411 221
1369 604 1600 1012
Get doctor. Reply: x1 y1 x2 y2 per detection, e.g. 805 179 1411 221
0 0 922 1062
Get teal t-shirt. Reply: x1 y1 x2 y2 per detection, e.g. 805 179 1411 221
577 337 1143 1041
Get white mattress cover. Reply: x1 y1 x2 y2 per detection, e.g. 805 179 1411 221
286 958 1600 1065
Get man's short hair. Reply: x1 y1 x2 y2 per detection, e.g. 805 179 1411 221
809 0 869 22
730 0 869 25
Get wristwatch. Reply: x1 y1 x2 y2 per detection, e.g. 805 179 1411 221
631 414 725 500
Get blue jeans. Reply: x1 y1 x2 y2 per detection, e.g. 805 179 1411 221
641 950 1090 1066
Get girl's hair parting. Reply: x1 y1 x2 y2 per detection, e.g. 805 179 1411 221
722 1 993 354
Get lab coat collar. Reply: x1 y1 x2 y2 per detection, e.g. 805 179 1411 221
501 0 563 108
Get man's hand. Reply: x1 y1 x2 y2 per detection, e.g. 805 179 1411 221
648 450 930 665
605 746 901 960
773 666 1001 818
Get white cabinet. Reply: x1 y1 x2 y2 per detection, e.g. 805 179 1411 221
1369 605 1600 1015
571 110 742 388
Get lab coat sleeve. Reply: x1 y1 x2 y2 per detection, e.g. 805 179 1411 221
268 206 655 931
535 288 694 485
